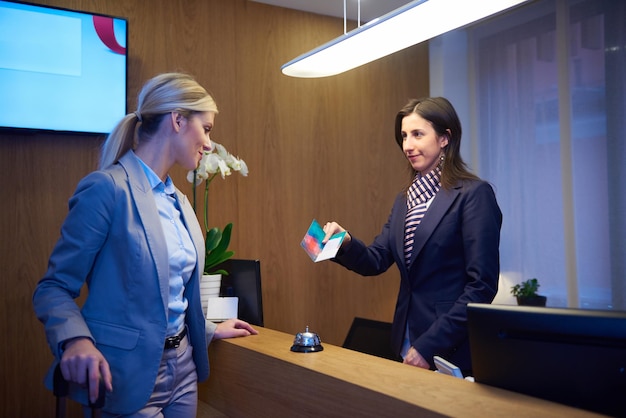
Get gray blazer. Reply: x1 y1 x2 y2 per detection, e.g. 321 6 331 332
33 151 214 414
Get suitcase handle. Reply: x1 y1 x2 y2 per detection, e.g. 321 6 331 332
53 364 106 410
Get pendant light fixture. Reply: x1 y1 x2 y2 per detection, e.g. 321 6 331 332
281 0 531 78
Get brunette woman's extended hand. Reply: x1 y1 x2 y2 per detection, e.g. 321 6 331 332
60 337 113 404
214 318 258 340
321 221 351 246
403 346 431 369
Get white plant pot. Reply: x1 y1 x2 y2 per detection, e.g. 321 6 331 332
200 274 222 316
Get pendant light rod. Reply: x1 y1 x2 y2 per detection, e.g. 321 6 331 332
343 0 346 34
281 0 531 78
343 0 362 35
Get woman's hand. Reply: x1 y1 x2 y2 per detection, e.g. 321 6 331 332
60 337 113 404
402 346 430 369
214 318 258 340
322 221 351 246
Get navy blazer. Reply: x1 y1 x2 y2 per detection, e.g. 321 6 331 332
33 151 212 414
335 179 502 371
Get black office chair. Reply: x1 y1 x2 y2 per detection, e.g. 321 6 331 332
219 259 264 327
342 317 398 361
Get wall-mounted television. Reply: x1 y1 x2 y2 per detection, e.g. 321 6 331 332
0 1 127 134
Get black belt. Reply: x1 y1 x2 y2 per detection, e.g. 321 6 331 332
164 327 187 349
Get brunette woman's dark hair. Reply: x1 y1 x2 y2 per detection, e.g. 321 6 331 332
394 97 478 190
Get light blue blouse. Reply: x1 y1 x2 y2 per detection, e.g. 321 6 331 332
134 152 196 337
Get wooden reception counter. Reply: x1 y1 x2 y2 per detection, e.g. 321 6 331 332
198 327 603 417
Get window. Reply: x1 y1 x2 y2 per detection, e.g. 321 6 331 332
430 0 625 309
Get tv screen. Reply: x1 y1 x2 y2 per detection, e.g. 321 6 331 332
467 303 626 416
0 1 127 134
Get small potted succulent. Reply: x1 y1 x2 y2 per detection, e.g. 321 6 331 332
510 278 547 306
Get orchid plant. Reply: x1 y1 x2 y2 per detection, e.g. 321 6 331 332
187 142 248 275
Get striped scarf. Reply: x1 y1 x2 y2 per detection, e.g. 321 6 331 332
404 166 441 264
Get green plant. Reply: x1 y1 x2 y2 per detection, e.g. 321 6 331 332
510 278 540 298
187 142 248 275
203 222 233 275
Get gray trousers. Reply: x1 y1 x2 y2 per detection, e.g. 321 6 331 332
89 333 198 418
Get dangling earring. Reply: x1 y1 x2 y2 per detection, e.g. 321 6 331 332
439 153 445 167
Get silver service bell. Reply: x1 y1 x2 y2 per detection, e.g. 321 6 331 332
290 326 324 353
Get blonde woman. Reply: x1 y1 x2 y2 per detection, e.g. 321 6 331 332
34 73 256 417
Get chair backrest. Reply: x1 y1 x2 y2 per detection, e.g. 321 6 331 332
220 259 264 326
342 317 397 361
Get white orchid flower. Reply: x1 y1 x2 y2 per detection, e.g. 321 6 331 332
215 143 228 159
186 170 198 185
204 153 219 174
185 141 248 275
217 158 231 178
188 141 248 185
231 157 248 176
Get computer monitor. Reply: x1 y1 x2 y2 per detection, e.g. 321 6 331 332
220 259 264 327
342 317 398 361
467 303 626 416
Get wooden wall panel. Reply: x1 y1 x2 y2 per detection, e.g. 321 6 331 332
0 0 428 416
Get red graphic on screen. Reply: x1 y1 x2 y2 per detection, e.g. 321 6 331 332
92 16 125 55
